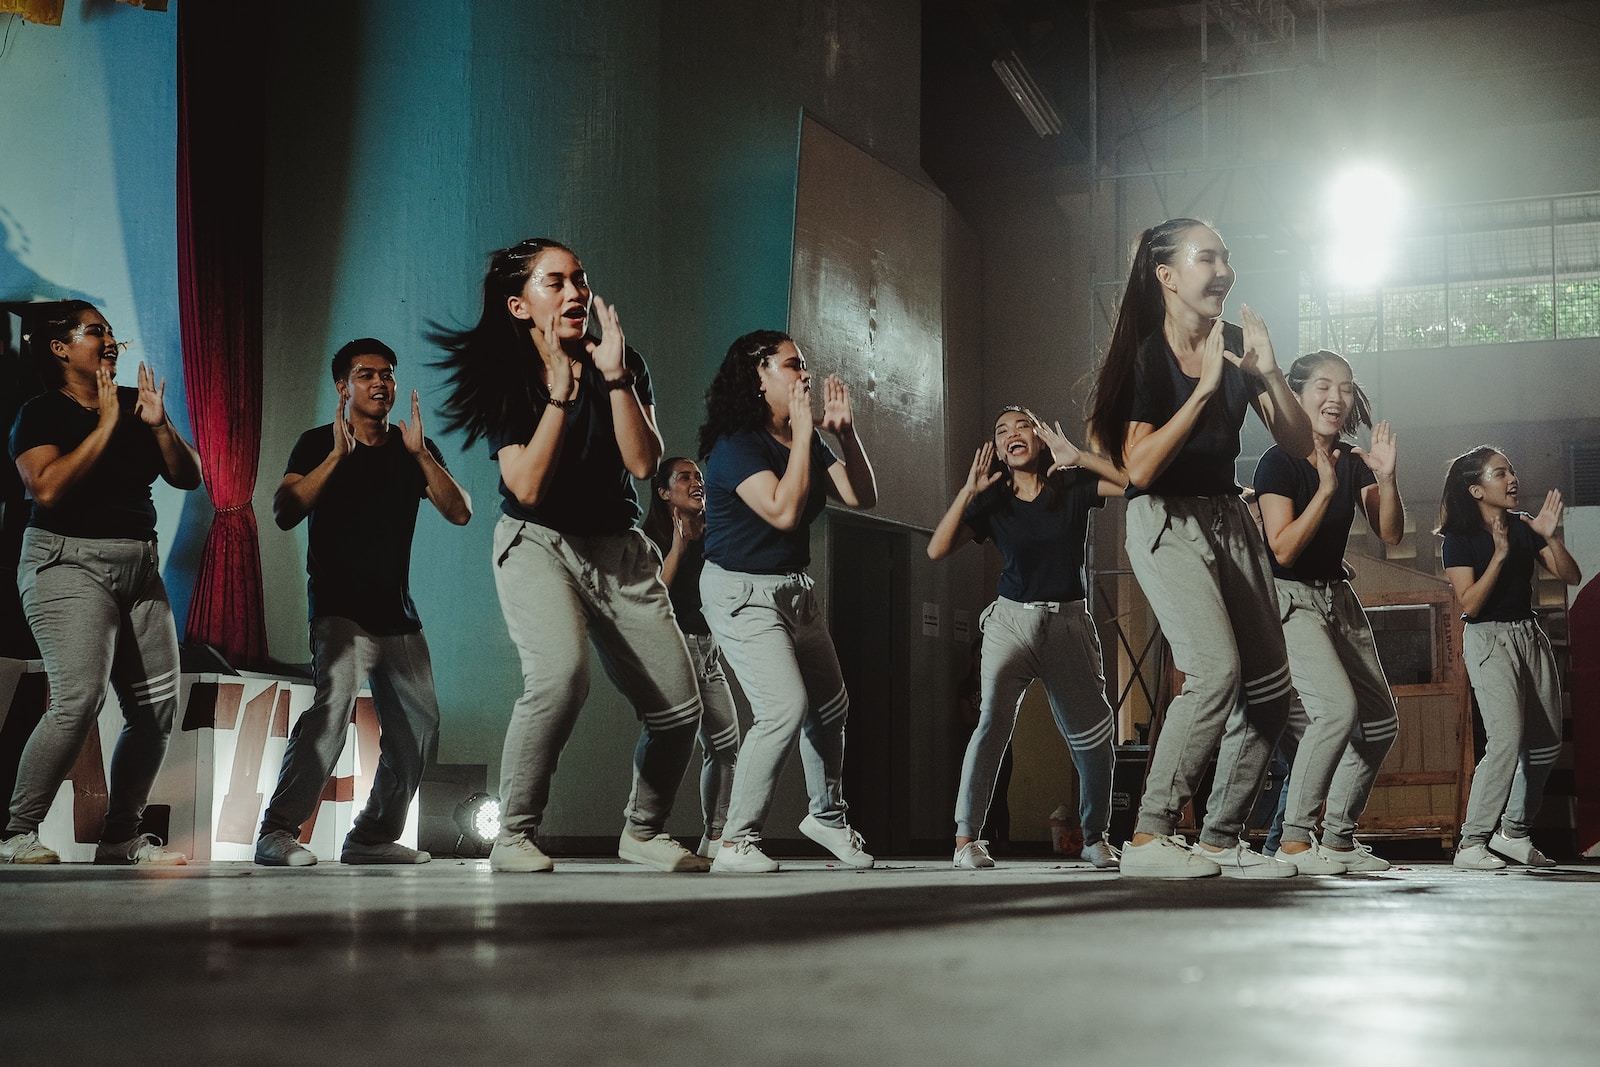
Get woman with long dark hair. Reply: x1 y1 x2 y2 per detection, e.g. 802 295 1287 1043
1 301 201 865
696 329 877 873
642 456 741 859
927 406 1125 870
1085 219 1313 878
432 238 705 874
1437 446 1580 869
1253 350 1404 874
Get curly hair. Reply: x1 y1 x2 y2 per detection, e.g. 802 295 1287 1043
1086 218 1210 468
1286 350 1373 439
1435 444 1505 537
428 238 574 447
696 329 791 459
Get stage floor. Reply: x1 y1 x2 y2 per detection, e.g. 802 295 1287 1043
3 854 1597 1066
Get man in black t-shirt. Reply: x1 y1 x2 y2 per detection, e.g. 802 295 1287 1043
254 339 472 866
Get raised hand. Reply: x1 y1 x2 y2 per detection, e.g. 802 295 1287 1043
585 295 626 379
94 366 121 431
1313 439 1340 498
133 361 165 426
397 389 426 454
1523 489 1565 539
788 377 814 437
1197 316 1227 396
964 443 1003 496
1490 514 1510 560
819 374 853 435
1352 420 1397 480
673 509 706 548
1036 420 1083 471
1230 304 1280 380
547 340 578 404
331 384 356 458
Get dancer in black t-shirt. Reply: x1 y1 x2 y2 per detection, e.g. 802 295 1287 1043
2 301 201 866
928 407 1125 870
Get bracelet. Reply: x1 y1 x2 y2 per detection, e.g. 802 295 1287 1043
602 370 636 391
548 395 578 410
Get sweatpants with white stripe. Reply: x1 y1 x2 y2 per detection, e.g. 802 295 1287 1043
1274 578 1399 850
1460 618 1563 848
8 529 180 843
684 630 740 840
955 597 1114 843
1125 494 1294 849
699 561 851 844
492 517 702 840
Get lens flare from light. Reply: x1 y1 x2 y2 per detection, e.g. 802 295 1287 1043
1324 164 1405 289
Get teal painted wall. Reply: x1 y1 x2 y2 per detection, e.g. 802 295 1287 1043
0 2 196 616
260 1 925 838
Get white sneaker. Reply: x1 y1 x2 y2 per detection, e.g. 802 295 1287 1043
710 838 780 873
1322 841 1390 872
618 832 710 872
95 834 186 866
1453 843 1506 870
1119 835 1220 879
0 831 59 865
953 840 995 869
1080 838 1121 869
1489 831 1557 868
697 835 722 860
490 832 554 873
1277 842 1347 876
1194 840 1297 878
799 814 874 868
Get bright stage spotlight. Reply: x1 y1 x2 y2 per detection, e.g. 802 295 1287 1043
452 792 501 856
1324 163 1405 288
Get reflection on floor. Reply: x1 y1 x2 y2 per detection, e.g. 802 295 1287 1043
4 855 1599 1066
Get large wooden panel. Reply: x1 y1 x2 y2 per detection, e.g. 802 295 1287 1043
790 115 947 530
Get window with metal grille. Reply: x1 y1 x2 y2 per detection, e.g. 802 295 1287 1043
1299 193 1600 355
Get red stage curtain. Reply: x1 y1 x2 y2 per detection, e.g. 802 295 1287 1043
176 5 268 669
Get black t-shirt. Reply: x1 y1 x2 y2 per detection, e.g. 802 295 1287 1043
286 425 444 635
1125 322 1265 498
1253 444 1376 583
484 346 654 535
703 429 837 575
963 467 1106 603
1441 517 1547 623
8 387 165 540
665 539 710 636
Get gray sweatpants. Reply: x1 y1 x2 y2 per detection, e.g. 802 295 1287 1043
955 597 1115 843
699 561 850 844
1275 579 1399 850
8 529 180 843
1459 618 1563 847
685 630 740 839
1125 494 1294 848
259 616 441 845
491 517 701 839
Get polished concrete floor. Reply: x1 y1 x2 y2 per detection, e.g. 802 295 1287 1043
3 851 1598 1066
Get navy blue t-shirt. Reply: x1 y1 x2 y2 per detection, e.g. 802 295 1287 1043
8 387 164 540
1125 322 1265 498
1253 444 1376 583
703 429 837 575
287 425 444 635
485 346 653 536
963 467 1105 603
1441 517 1547 623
